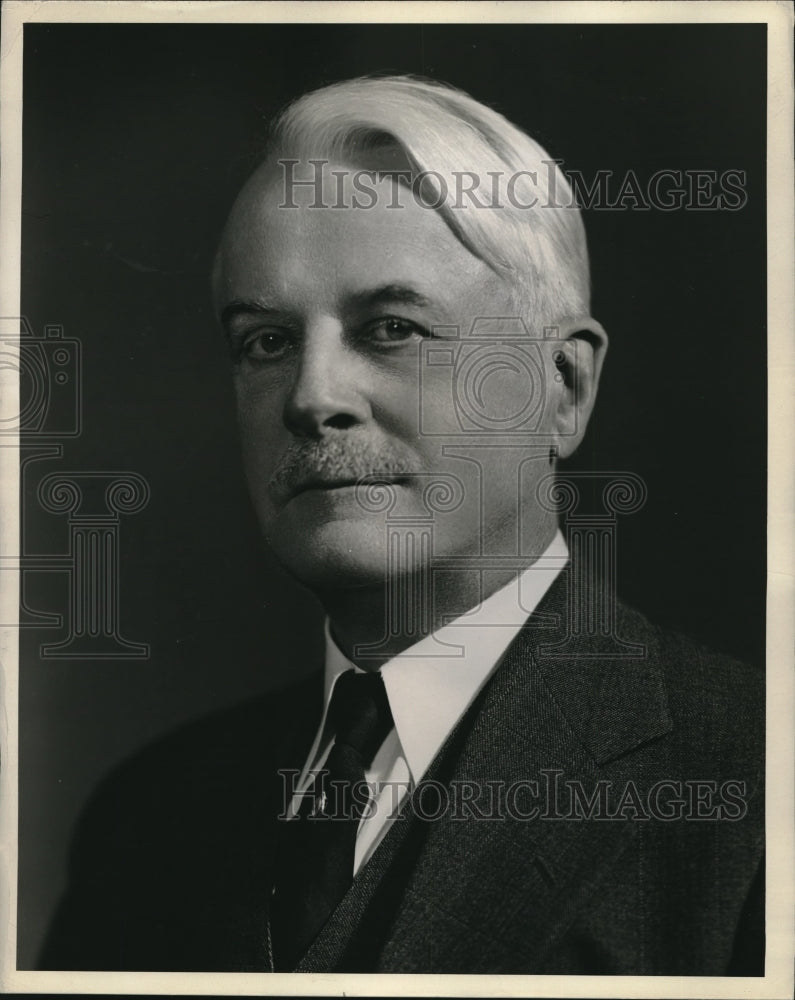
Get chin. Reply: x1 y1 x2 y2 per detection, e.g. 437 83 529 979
266 517 393 591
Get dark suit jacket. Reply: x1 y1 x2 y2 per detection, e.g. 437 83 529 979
39 570 764 974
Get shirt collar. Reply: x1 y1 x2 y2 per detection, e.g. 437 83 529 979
323 529 568 784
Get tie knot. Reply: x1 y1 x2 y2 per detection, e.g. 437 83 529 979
327 670 394 766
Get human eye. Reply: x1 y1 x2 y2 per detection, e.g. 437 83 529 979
232 328 294 365
362 317 428 346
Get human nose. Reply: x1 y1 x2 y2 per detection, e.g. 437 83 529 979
282 320 371 438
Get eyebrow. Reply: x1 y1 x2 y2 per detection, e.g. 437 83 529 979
220 283 437 334
220 299 281 332
345 283 434 312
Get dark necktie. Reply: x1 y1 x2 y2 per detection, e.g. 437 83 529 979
270 669 394 970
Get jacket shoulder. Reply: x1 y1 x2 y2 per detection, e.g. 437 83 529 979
617 597 764 775
39 672 321 970
92 671 318 807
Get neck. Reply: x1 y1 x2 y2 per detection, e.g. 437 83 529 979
319 525 559 669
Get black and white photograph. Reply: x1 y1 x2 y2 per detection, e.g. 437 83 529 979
0 1 792 996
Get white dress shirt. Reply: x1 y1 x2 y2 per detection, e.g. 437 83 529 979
290 529 568 874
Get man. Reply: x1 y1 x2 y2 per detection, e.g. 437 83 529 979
40 76 763 975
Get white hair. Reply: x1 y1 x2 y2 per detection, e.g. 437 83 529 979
263 75 591 325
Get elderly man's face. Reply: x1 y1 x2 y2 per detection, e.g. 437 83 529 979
214 164 566 589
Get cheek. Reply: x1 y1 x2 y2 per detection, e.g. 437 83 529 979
413 347 560 439
413 349 540 439
235 378 283 438
407 366 460 438
234 391 288 491
366 364 423 437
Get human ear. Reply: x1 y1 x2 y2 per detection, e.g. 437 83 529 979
548 318 608 459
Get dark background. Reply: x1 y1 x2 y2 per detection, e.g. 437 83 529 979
18 22 766 967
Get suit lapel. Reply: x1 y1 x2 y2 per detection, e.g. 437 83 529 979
378 570 674 972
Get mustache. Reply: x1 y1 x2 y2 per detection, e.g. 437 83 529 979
267 437 420 503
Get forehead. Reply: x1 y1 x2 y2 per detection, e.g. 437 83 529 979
214 161 515 315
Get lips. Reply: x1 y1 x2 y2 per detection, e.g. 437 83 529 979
287 474 407 501
292 475 359 497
